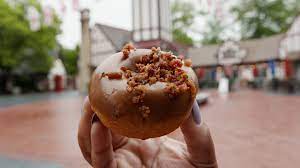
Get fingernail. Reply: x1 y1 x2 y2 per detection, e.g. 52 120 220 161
192 100 201 125
91 113 100 124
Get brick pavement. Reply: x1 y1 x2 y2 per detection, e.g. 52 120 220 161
0 96 89 167
0 90 299 168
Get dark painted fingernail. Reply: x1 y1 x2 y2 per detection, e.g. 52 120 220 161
192 100 201 125
91 113 100 124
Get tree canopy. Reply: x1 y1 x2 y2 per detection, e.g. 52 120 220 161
201 16 225 45
0 0 61 74
232 0 300 39
171 0 196 46
60 46 79 76
171 0 300 45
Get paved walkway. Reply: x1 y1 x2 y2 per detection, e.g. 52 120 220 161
171 90 300 167
0 90 299 167
0 155 62 168
0 93 88 167
0 91 82 107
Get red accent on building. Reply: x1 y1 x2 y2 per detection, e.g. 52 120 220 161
284 59 294 78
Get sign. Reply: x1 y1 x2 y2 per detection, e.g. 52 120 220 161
217 41 247 65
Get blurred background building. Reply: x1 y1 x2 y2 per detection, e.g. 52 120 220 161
90 24 131 67
83 0 300 94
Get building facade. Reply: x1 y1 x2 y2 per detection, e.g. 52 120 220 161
82 6 300 93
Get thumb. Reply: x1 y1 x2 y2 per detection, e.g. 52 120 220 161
91 114 117 168
180 101 217 167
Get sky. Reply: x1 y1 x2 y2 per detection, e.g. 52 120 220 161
41 0 132 49
40 0 239 49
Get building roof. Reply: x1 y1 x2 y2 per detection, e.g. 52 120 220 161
240 33 284 63
189 33 284 67
280 15 300 59
286 15 300 36
188 45 219 67
95 24 131 51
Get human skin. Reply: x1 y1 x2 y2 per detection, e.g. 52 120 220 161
78 97 218 168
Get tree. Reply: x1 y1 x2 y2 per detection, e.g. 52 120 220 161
60 46 79 76
232 0 300 39
0 0 61 73
0 0 61 93
171 0 196 46
0 0 28 71
201 17 224 45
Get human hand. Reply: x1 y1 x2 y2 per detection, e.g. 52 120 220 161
78 97 217 168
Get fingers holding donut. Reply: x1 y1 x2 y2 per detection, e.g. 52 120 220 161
180 102 217 167
78 96 129 166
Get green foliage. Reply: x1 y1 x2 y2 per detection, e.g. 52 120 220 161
172 29 194 46
232 0 300 39
0 0 28 70
171 0 196 46
171 0 224 45
171 0 300 45
60 46 79 76
201 17 224 45
0 0 61 73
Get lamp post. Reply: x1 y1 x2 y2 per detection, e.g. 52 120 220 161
78 9 91 93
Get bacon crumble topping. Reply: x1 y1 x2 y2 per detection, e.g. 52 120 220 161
184 58 192 67
101 44 196 118
139 106 151 118
103 72 123 80
121 43 135 60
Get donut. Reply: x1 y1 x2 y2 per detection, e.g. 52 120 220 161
89 44 198 139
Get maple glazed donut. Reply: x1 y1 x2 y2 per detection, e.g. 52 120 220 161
89 44 198 139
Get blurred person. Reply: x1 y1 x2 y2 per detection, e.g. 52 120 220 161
78 97 218 168
275 62 285 80
296 66 300 82
241 66 255 88
224 66 235 91
215 67 223 82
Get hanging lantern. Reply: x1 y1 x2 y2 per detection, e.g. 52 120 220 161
60 1 66 14
43 6 53 26
206 0 215 13
26 6 40 31
215 0 223 20
207 0 212 7
72 0 79 11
